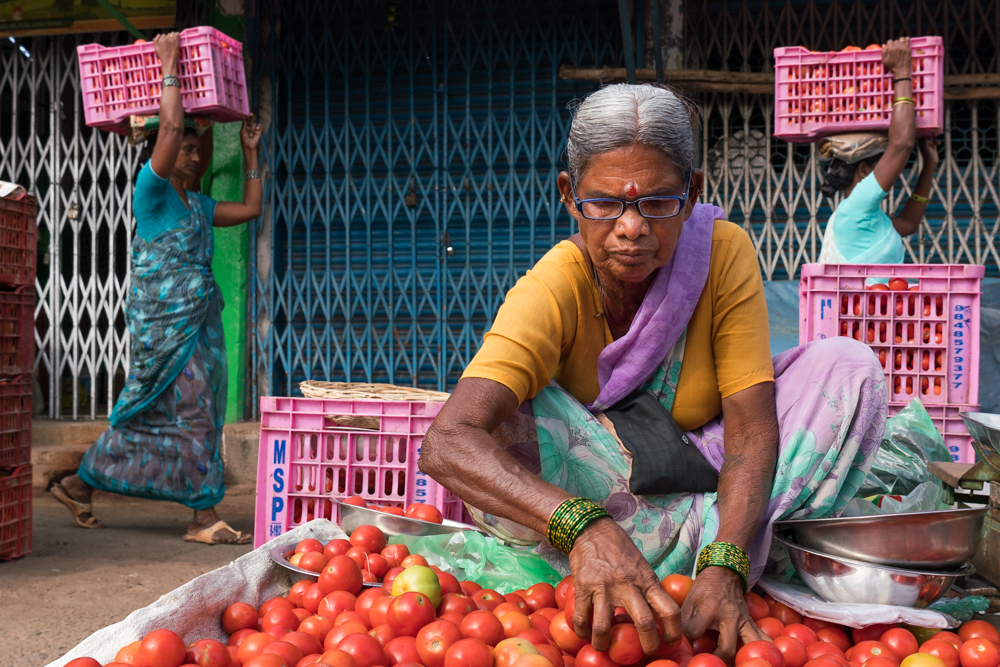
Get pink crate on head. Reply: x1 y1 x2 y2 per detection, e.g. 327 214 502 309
77 26 249 133
0 376 31 469
0 194 37 288
774 36 943 142
889 402 978 464
0 465 31 560
254 396 458 548
799 263 983 407
0 287 34 376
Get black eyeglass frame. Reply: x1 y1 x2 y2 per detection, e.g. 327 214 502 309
568 175 692 221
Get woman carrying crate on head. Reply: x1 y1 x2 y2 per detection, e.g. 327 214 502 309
818 37 940 264
51 33 262 545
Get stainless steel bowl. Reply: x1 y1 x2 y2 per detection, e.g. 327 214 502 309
773 507 987 568
269 542 383 586
776 534 974 607
960 412 1000 473
339 501 481 537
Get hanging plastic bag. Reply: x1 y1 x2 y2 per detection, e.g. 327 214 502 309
390 531 562 594
860 399 952 497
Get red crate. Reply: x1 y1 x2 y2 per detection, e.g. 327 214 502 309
0 193 37 288
77 27 249 134
889 402 977 464
800 263 983 407
0 286 34 376
255 396 465 548
774 36 943 143
0 377 31 469
0 465 31 560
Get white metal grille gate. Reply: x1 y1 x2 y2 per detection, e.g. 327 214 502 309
1 34 137 419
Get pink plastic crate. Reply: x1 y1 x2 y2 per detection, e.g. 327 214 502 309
254 396 462 548
799 263 983 407
774 36 943 143
0 193 37 288
77 27 249 134
893 402 979 464
0 376 31 469
0 287 34 377
0 464 31 561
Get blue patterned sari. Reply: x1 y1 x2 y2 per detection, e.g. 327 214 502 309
78 185 227 510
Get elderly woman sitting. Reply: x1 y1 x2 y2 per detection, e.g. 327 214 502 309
419 84 887 660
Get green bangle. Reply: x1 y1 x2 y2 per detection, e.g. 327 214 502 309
696 542 750 592
910 193 929 204
546 498 610 554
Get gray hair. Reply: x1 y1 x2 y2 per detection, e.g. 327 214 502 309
566 84 695 184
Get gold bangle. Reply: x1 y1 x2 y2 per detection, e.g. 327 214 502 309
910 193 929 204
892 97 915 107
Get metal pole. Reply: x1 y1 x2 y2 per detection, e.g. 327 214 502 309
618 0 636 84
651 0 664 82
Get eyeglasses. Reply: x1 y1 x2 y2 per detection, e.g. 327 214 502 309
570 178 691 221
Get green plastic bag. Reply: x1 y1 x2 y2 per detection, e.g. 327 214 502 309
860 399 952 497
389 532 562 594
927 596 991 624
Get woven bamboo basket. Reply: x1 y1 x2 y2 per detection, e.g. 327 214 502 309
298 380 450 402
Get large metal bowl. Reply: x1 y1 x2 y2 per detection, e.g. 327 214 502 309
269 541 383 586
773 507 987 568
776 534 974 607
339 501 481 537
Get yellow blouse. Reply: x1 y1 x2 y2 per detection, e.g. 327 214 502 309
461 219 774 431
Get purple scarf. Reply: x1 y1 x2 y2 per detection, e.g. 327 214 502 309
589 203 723 412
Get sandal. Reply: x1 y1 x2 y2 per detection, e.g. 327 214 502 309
51 482 104 529
183 520 252 545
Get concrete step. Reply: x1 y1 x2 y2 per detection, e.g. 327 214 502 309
30 418 261 492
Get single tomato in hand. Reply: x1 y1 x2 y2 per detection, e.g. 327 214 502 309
745 593 770 621
661 574 694 606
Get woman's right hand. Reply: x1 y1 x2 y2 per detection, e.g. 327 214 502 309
154 33 180 73
881 37 912 78
569 517 682 655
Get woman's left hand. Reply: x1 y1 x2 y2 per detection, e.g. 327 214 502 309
681 566 770 661
918 137 940 171
241 116 262 153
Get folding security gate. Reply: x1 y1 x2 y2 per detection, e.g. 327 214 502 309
0 33 138 419
251 0 620 398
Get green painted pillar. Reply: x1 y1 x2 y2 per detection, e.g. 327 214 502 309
202 5 249 423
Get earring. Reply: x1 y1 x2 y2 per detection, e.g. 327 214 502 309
560 194 566 202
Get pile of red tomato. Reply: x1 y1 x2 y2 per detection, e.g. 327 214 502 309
60 523 1000 667
342 497 445 525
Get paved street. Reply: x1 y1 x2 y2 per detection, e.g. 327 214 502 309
0 488 255 667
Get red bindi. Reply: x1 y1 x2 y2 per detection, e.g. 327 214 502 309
625 183 638 198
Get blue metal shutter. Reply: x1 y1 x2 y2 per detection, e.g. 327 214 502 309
258 0 620 396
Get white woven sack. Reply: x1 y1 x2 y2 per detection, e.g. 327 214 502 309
45 519 348 667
